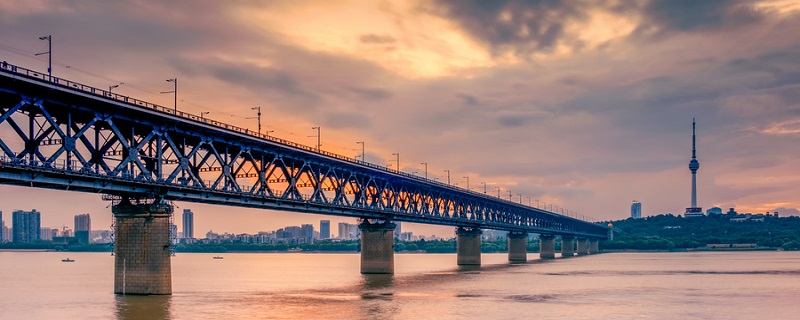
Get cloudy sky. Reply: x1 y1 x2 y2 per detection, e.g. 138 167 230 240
1 0 799 237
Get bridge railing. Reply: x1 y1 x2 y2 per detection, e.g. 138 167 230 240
0 61 596 223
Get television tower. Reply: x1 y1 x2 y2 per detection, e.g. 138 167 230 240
685 118 703 217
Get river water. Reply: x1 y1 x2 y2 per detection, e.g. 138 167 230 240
0 251 798 319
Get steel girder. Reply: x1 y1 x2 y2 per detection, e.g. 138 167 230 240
0 64 608 239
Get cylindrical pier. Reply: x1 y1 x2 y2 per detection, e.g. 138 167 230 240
577 238 590 256
539 234 556 259
561 236 575 257
456 227 482 266
507 232 528 263
589 239 600 254
113 200 173 295
359 221 396 274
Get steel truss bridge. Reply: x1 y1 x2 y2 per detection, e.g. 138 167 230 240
0 62 607 239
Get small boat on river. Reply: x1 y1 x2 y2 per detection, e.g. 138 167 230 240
61 258 75 262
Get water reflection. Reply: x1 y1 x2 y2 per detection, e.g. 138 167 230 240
115 295 171 320
361 274 394 290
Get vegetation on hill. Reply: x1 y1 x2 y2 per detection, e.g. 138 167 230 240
604 214 800 251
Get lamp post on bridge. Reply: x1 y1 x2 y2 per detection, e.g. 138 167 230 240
161 78 177 112
108 82 123 94
518 194 522 204
310 127 321 151
392 153 400 172
481 182 486 194
463 176 469 190
420 162 427 179
356 141 365 161
200 111 210 120
527 196 531 206
36 35 52 77
496 187 501 198
250 106 261 135
443 169 450 185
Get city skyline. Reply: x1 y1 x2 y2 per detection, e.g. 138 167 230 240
0 1 799 234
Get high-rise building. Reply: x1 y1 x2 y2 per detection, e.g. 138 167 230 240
394 221 402 239
685 119 704 217
12 209 41 243
337 222 359 240
182 209 194 240
74 213 91 244
301 224 314 243
631 201 642 219
319 220 330 239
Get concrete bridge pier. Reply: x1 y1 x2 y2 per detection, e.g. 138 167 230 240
577 238 590 256
589 239 600 254
539 234 556 259
359 220 396 274
507 231 528 263
561 236 575 257
112 198 173 295
456 227 482 266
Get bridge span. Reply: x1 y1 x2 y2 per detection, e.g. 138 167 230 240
0 61 607 294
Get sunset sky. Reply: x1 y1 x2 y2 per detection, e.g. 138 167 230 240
1 0 799 237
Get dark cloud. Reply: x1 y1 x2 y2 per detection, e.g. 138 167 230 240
637 0 766 34
346 86 393 100
456 93 479 106
322 111 372 130
359 34 397 44
424 0 589 55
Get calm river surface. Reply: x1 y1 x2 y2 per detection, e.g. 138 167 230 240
1 251 798 319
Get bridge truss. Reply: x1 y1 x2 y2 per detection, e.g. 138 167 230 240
0 62 607 239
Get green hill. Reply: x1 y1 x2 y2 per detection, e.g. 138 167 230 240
604 214 800 251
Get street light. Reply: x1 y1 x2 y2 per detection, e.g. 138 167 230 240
251 106 261 135
108 82 123 94
481 182 487 194
36 35 51 77
420 162 427 179
463 176 469 190
518 194 522 204
496 186 501 198
310 127 321 151
356 141 365 161
392 153 400 172
161 78 177 112
443 169 450 185
201 111 210 120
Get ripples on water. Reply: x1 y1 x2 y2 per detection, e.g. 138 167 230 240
1 251 799 319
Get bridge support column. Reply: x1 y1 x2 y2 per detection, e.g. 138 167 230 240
359 221 395 274
507 232 528 263
589 239 600 254
577 238 590 256
561 236 575 257
113 199 173 295
539 234 556 259
456 227 482 266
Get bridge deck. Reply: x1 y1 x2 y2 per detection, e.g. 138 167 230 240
0 61 608 239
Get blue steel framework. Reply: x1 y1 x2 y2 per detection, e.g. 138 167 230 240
0 62 607 239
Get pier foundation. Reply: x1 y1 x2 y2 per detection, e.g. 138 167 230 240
113 199 173 295
577 238 590 256
589 239 600 254
507 232 528 263
539 234 556 259
561 236 575 257
359 221 396 274
456 227 482 266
